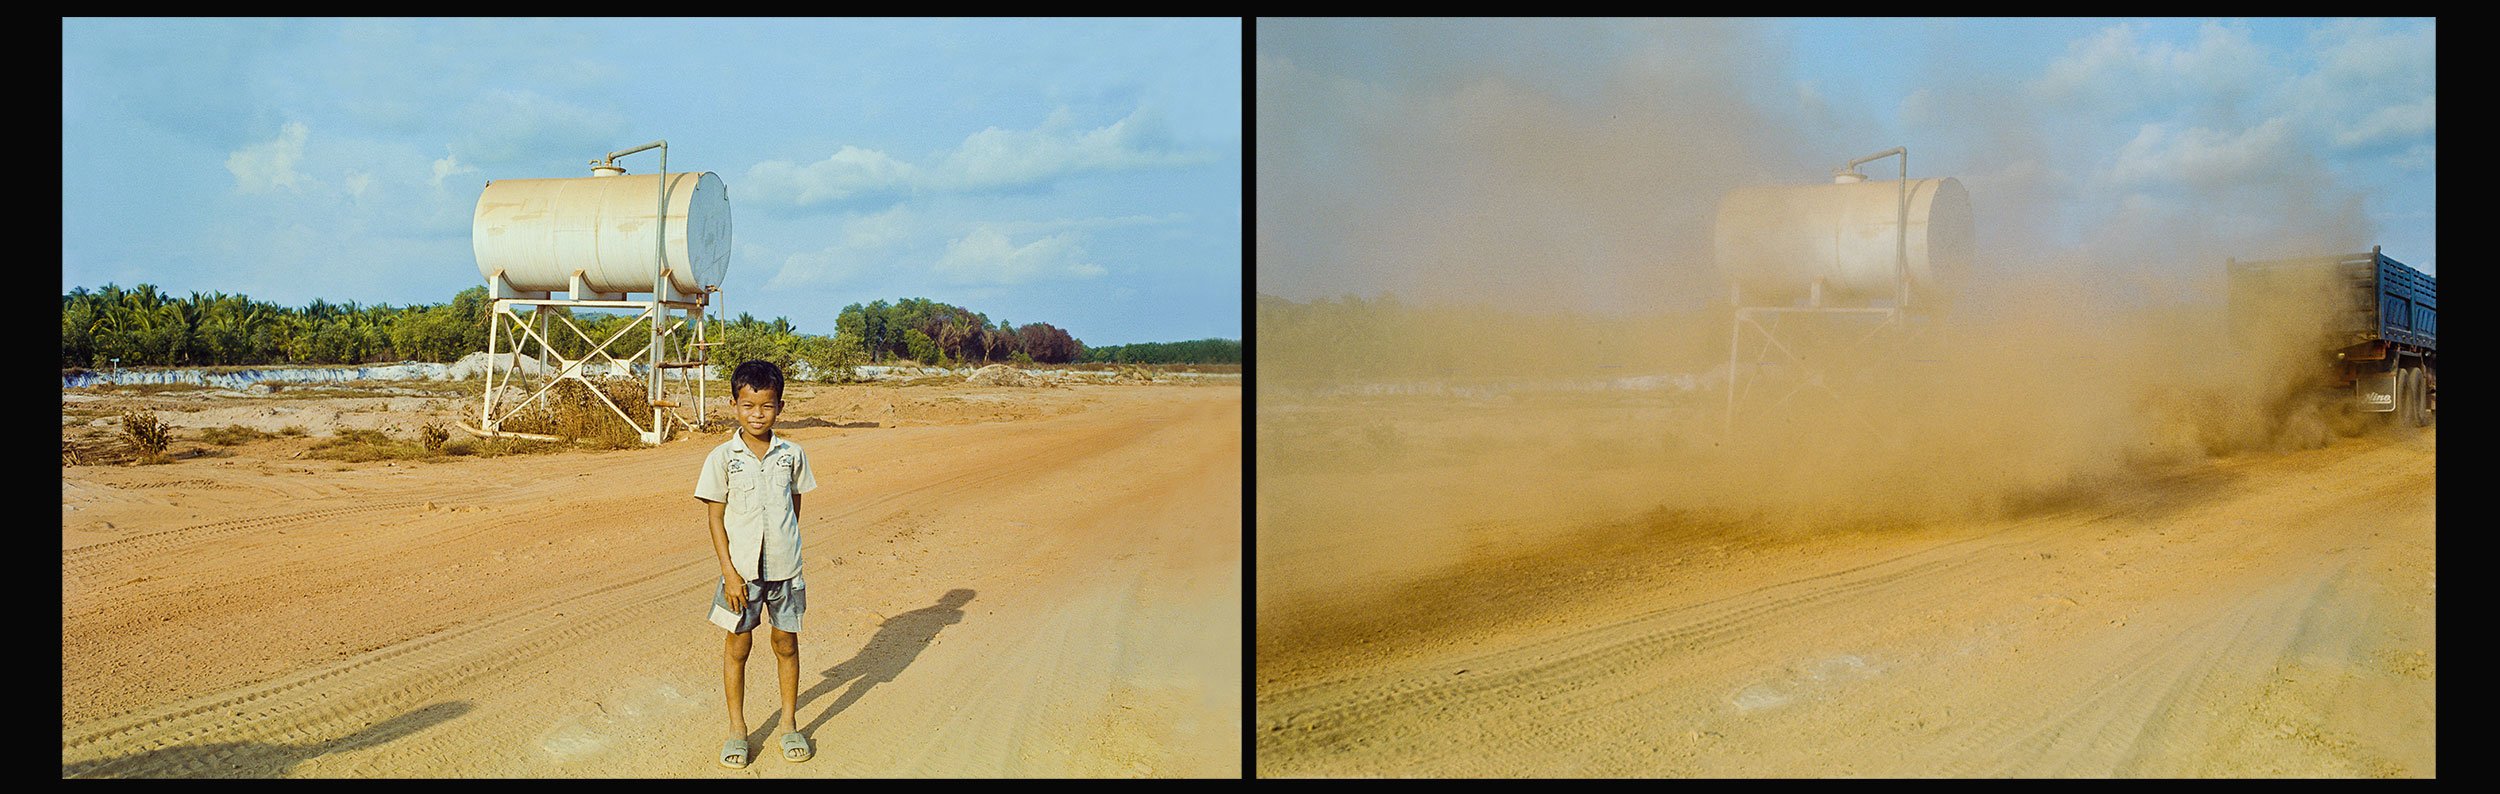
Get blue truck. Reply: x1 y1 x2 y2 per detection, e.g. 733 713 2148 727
2228 246 2435 426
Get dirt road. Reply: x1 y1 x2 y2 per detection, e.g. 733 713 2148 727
62 382 1241 778
1256 428 2433 777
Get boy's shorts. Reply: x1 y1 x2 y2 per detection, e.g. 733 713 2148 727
709 575 805 634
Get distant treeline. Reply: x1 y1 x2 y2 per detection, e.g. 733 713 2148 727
1080 338 1242 364
62 283 494 369
64 283 1232 381
831 298 1085 367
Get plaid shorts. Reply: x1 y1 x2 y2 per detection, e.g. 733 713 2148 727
708 575 805 634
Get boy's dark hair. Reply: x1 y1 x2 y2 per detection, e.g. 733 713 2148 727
730 360 785 400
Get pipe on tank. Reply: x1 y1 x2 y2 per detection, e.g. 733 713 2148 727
596 139 671 424
1840 147 1909 309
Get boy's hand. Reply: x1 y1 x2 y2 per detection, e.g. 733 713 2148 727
724 576 747 613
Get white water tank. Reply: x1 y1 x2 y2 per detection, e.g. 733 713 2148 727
472 171 731 296
1713 177 1971 306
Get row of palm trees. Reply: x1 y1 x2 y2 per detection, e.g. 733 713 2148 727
63 282 1154 376
62 283 492 369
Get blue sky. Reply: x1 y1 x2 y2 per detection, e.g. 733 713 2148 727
1258 18 2435 314
63 18 1242 346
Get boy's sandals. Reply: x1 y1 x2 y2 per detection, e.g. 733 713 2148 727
781 731 814 763
720 738 751 769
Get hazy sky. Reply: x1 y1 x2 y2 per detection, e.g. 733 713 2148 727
1258 18 2435 314
62 17 1242 346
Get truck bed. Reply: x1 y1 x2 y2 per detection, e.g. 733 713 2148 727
2227 247 2435 353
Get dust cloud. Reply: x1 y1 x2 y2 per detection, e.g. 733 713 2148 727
1255 20 2385 627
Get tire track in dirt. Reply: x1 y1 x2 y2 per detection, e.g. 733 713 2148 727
100 478 221 490
2105 565 2354 776
61 548 721 777
65 391 1226 778
63 501 428 580
1258 520 2060 765
1924 564 2342 776
65 508 527 630
1259 429 2430 777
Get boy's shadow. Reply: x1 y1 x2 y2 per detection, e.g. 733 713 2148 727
799 589 973 734
62 700 471 778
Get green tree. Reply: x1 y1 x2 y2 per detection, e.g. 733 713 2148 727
863 299 892 362
901 328 940 365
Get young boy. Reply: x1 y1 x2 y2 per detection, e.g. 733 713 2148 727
694 360 819 769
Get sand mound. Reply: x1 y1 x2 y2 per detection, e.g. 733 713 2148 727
965 364 1050 387
443 351 549 380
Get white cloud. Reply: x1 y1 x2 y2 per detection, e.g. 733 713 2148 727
2110 117 2298 190
932 226 1106 286
744 146 918 207
744 105 1209 209
934 105 1201 191
2293 19 2435 157
986 213 1186 237
760 207 918 292
2034 21 2271 118
431 151 479 189
839 205 915 251
226 121 312 194
2333 95 2435 150
344 169 374 203
2305 18 2435 97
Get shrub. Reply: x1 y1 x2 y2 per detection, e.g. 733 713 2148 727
120 410 171 462
278 425 308 437
419 422 449 451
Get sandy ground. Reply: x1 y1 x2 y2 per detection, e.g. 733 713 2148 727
1255 389 2434 778
62 377 1241 778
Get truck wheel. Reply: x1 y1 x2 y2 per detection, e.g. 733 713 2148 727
2386 367 2412 427
2412 367 2433 428
2396 368 2416 427
2424 371 2436 426
2399 367 2422 428
2400 367 2420 426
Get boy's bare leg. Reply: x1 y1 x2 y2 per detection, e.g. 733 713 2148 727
725 630 753 740
771 627 801 733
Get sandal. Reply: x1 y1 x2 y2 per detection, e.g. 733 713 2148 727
781 731 814 763
720 738 751 769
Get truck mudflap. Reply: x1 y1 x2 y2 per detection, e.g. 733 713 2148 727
2356 371 2398 413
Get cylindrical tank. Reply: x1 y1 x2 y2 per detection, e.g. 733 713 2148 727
1713 177 1971 305
472 171 731 296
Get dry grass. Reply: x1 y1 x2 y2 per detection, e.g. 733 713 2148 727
200 425 278 446
492 378 662 448
438 435 562 458
305 428 432 462
63 439 147 467
303 426 563 462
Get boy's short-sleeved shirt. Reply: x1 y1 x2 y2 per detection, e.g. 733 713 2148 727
694 431 817 582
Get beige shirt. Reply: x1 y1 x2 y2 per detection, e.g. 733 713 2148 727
694 431 818 582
